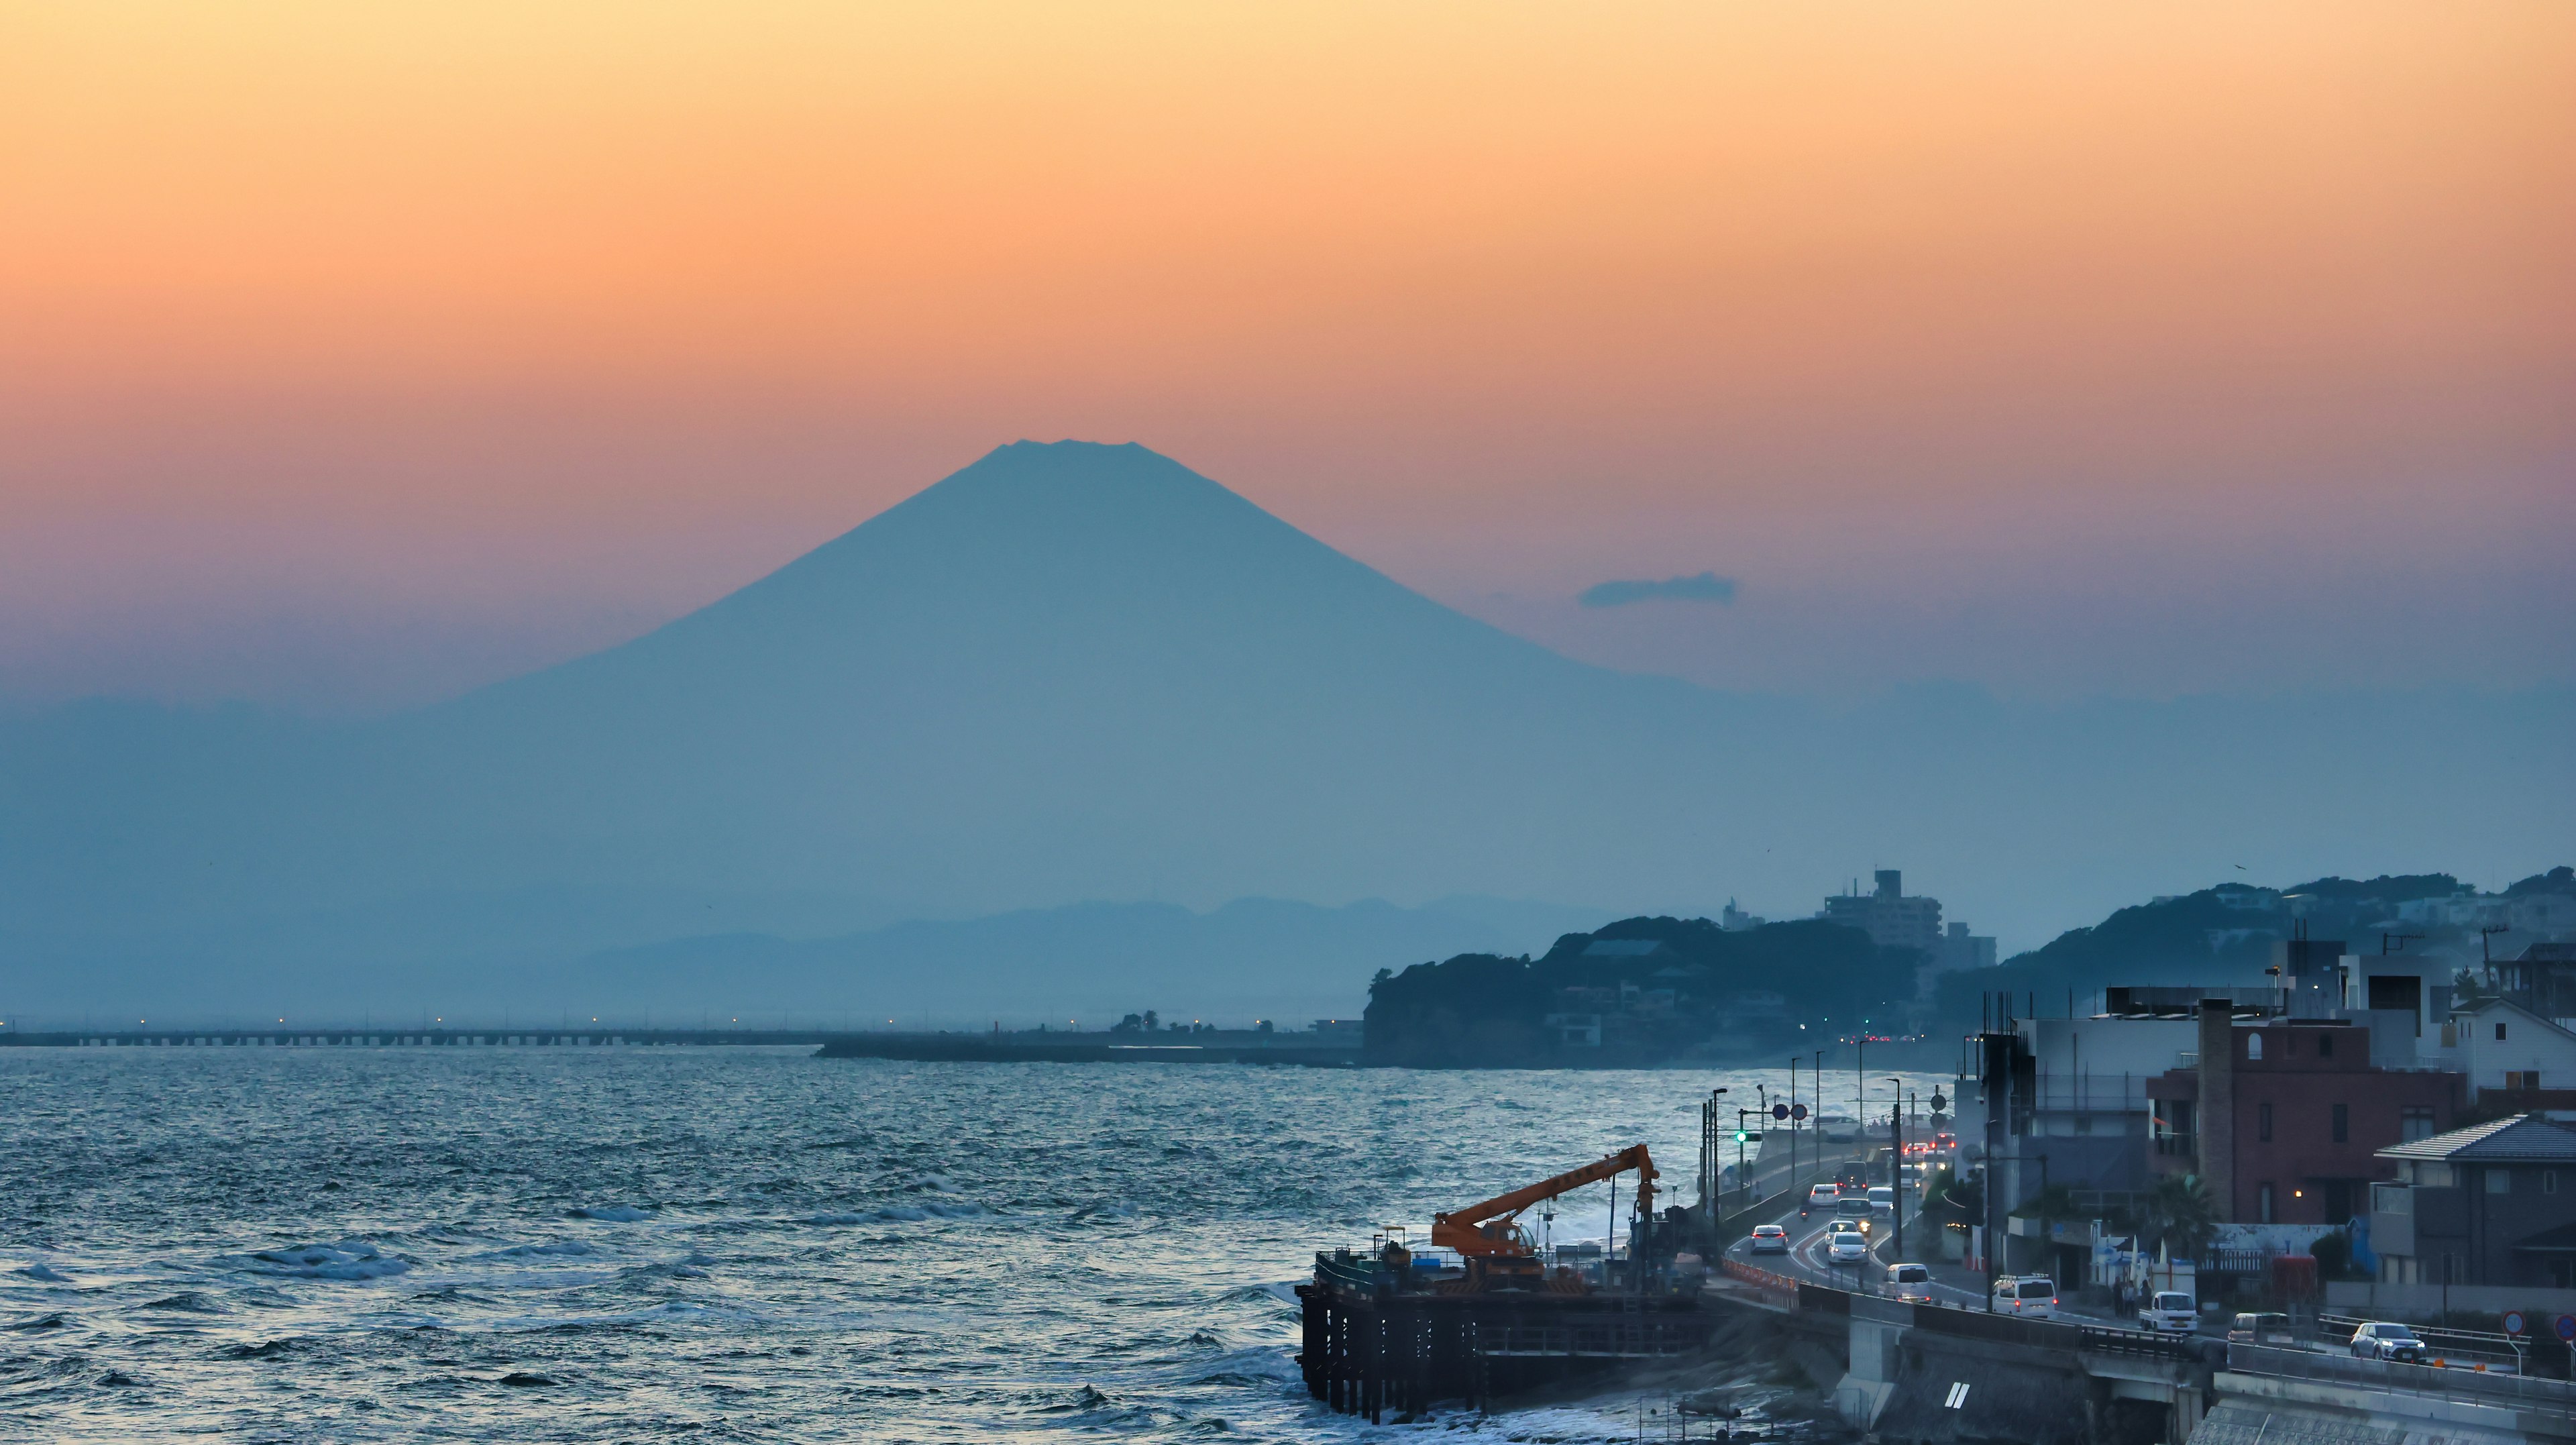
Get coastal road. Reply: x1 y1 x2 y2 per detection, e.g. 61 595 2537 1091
1722 1189 2133 1328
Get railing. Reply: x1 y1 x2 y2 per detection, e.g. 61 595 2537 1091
1719 1257 1800 1297
2316 1313 2525 1373
2228 1342 2576 1408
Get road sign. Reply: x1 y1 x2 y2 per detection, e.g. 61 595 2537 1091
1772 1104 1788 1120
1792 1103 1809 1120
2556 1314 2576 1342
2502 1310 2526 1336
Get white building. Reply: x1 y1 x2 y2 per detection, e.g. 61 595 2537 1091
2420 998 2576 1100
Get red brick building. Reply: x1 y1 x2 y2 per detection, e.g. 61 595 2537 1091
2146 1003 2462 1225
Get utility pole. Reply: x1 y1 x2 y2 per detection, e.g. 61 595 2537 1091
1889 1079 1907 1261
1737 1109 1754 1212
1756 1082 1768 1194
1788 1056 1799 1188
1856 1036 1879 1184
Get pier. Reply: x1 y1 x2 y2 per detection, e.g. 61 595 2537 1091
1297 1244 1705 1421
0 1025 1366 1063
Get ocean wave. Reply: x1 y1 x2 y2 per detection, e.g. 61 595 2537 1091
6 1310 71 1331
1212 1281 1302 1307
1187 1346 1300 1389
224 1240 413 1280
477 1239 599 1259
140 1292 224 1314
1066 1199 1141 1223
13 1263 72 1283
567 1206 654 1222
803 1199 988 1226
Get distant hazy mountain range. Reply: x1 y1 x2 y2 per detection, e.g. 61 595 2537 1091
2 441 2567 1023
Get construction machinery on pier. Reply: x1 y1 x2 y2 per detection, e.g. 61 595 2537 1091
1300 1144 1702 1419
1430 1144 1659 1290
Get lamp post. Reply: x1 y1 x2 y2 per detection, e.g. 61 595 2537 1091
1888 1076 1906 1261
1709 1087 1729 1219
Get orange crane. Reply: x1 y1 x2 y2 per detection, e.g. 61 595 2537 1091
1430 1145 1656 1287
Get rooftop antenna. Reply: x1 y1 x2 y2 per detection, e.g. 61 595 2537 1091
2379 932 2424 955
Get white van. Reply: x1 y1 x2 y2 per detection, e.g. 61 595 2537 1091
1867 1185 1894 1215
1993 1275 2057 1319
1885 1262 1933 1301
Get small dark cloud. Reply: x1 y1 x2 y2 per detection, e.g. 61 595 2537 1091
1577 572 1738 608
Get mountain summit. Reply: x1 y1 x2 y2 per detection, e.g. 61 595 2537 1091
380 440 1665 912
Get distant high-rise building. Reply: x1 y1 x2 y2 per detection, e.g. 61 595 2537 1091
1821 869 1944 953
1719 898 1765 931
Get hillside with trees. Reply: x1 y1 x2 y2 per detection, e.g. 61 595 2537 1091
1362 916 1917 1067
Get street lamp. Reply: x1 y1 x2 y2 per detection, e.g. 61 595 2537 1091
1888 1076 1905 1261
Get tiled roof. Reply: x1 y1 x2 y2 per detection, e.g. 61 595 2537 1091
2378 1114 2576 1164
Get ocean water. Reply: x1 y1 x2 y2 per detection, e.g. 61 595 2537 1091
0 1048 1945 1442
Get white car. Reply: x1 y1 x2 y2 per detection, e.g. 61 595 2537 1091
2348 1322 2424 1364
1885 1262 1933 1301
1867 1185 1895 1215
1815 1114 1860 1142
2137 1291 2196 1334
1993 1275 2057 1318
1827 1231 1871 1266
1803 1183 1839 1217
1748 1224 1790 1254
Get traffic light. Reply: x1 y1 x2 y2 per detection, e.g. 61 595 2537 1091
1732 1130 1748 1143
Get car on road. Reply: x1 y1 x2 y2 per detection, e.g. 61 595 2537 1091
2347 1322 2424 1364
1817 1114 1861 1142
1827 1231 1871 1266
1867 1185 1895 1215
1835 1196 1874 1232
1885 1262 1933 1301
2229 1312 2298 1346
1803 1184 1839 1218
1749 1224 1790 1254
2136 1291 2196 1334
1992 1275 2057 1319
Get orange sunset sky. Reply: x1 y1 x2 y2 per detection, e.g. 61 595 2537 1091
3 1 2570 710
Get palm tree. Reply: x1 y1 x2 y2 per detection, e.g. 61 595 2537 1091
2141 1174 2215 1261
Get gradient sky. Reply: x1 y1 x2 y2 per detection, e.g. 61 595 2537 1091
3 1 2570 711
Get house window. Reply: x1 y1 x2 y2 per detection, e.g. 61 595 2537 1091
2318 1032 2334 1058
2496 1022 2508 1040
2402 1108 2436 1142
2545 1171 2559 1195
2259 1102 2273 1142
2247 1034 2264 1061
2259 1183 2277 1222
2332 1103 2348 1144
2505 1070 2541 1091
2486 1168 2511 1194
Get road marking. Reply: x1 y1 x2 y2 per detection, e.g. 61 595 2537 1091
1945 1383 1970 1409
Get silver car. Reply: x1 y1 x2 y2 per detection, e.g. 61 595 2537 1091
2348 1322 2424 1363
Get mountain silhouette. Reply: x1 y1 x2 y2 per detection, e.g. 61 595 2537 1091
345 439 1709 911
3 440 2568 1020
